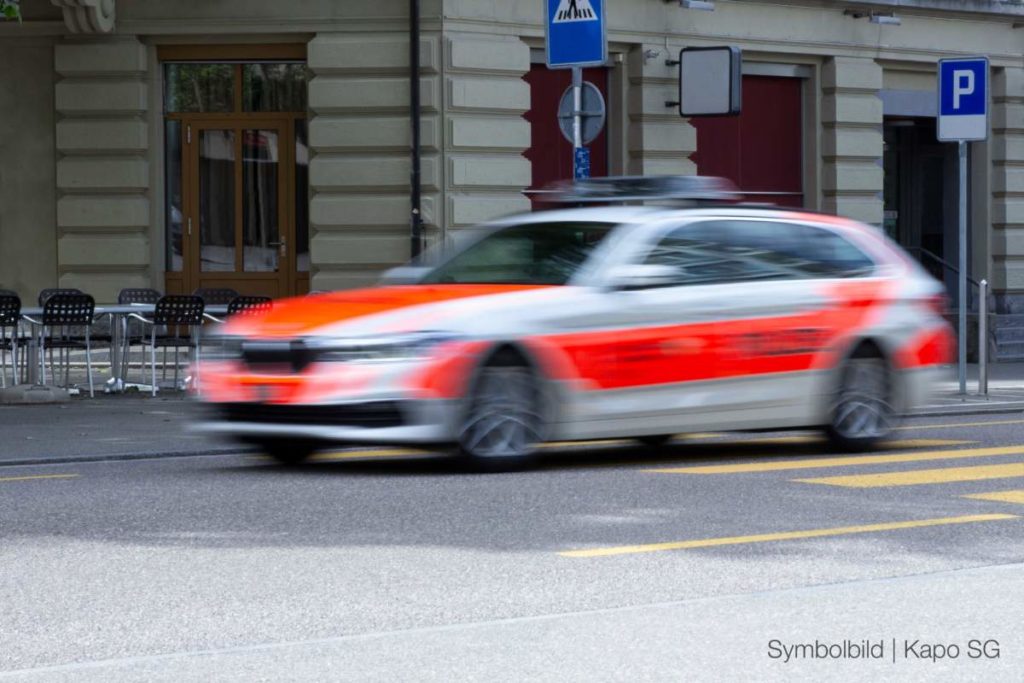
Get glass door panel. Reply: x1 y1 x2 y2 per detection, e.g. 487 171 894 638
242 129 281 272
198 129 237 272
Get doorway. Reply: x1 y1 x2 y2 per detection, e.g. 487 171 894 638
883 117 963 303
161 50 309 298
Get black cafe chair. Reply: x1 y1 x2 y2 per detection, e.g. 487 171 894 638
227 295 272 317
131 295 205 396
0 293 22 388
38 292 97 397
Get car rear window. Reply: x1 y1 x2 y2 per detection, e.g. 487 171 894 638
644 220 876 286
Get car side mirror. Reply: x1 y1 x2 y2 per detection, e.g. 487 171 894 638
604 264 679 290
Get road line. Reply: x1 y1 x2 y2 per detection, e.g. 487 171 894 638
796 462 1024 488
0 474 79 483
649 443 1012 475
894 418 1024 431
310 449 429 462
559 513 1018 558
964 489 1024 505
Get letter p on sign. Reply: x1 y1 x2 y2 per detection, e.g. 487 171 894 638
953 70 975 110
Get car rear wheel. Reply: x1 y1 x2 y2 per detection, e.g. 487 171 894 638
256 438 317 466
825 355 894 451
455 352 544 471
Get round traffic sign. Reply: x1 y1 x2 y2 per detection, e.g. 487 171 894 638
557 81 606 146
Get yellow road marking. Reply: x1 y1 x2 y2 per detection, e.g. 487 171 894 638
0 474 79 483
310 449 427 462
559 513 1018 558
797 462 1024 488
649 442 1006 475
964 490 1024 505
895 418 1024 431
540 439 629 449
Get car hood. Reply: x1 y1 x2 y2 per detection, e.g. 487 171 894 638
221 284 561 339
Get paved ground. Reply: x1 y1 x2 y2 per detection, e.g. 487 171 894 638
1 409 1023 680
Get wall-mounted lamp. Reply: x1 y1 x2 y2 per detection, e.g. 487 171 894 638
844 9 901 25
665 0 716 10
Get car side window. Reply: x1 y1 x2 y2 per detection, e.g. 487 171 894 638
643 220 875 286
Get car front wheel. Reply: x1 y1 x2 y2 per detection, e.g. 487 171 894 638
456 352 544 471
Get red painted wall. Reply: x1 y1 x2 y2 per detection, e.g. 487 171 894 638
523 65 610 210
691 76 804 208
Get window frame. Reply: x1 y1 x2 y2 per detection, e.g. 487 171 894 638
632 216 879 289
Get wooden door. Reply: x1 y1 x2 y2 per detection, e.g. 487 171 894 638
183 119 292 299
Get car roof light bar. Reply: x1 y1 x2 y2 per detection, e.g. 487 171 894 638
542 175 742 204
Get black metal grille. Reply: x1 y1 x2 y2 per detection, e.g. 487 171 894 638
241 340 316 373
215 401 405 428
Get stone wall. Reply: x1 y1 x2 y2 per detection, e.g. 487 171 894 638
307 32 442 291
54 39 150 303
443 32 532 230
0 38 57 301
821 57 884 226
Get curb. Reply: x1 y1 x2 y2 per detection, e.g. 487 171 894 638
0 447 256 469
908 402 1024 418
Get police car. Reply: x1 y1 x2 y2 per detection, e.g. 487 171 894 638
198 177 953 469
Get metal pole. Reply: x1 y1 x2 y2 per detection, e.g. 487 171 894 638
958 140 968 395
979 278 988 396
409 0 423 258
572 66 583 150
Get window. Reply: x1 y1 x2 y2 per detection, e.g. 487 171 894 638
644 220 875 286
422 222 614 285
164 62 307 114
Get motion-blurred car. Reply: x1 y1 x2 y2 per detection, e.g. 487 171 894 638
198 177 954 469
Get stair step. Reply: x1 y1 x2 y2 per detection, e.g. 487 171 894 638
995 327 1024 343
994 341 1024 361
994 314 1024 329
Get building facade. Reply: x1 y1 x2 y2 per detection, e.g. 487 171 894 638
2 0 1024 353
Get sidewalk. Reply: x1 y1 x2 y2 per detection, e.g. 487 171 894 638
916 363 1024 416
0 393 243 466
2 364 1023 468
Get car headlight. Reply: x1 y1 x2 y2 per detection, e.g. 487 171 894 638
313 332 464 364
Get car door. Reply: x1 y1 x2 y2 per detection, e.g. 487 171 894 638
550 218 877 436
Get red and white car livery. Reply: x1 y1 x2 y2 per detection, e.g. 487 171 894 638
199 178 953 469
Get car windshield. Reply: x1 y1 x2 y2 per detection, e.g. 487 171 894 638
420 222 615 285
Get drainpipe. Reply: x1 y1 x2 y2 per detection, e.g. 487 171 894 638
409 0 424 258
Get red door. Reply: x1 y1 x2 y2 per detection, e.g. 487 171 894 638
523 65 610 210
691 76 803 207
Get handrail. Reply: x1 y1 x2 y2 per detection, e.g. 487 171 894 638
907 246 980 288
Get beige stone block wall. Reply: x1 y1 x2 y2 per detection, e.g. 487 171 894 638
0 39 58 301
307 32 442 291
627 45 696 176
444 32 531 231
821 57 883 226
990 67 1024 309
54 39 150 303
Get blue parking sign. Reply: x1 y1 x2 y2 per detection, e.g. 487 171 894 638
938 57 989 141
545 0 607 69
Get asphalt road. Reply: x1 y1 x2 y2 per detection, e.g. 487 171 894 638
2 415 1024 680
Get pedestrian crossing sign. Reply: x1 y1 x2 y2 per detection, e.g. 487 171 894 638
553 0 597 22
545 0 606 69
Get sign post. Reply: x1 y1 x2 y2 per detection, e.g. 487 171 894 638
938 57 989 395
545 0 606 180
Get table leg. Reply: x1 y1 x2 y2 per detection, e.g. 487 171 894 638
25 322 39 385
